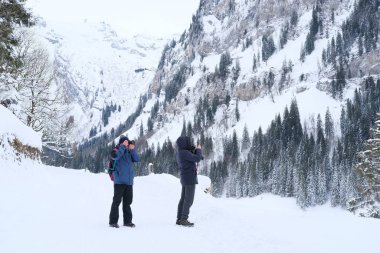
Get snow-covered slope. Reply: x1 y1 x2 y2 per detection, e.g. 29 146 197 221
124 0 364 145
0 105 41 149
0 105 41 162
31 18 169 142
1 164 379 253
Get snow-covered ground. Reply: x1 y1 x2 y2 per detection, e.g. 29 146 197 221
0 106 42 149
1 162 379 253
1 105 379 253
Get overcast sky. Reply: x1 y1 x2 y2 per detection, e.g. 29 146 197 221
27 0 201 37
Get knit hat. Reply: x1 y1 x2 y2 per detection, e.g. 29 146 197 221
118 135 129 145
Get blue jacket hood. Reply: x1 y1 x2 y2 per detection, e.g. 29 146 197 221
176 136 192 150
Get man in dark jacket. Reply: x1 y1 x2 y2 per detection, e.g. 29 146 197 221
109 136 140 228
176 136 203 227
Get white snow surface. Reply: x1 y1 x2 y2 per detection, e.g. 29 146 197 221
1 160 380 253
0 106 42 149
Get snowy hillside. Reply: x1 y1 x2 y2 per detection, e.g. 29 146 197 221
31 18 169 142
0 105 41 162
126 0 363 145
1 162 380 253
0 105 41 148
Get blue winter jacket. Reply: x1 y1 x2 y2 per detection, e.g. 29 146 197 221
176 136 202 185
112 145 140 185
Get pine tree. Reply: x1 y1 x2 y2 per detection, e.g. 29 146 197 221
304 7 319 56
235 100 240 122
322 49 327 65
219 52 232 80
241 125 250 151
231 130 239 165
290 9 298 26
262 34 276 62
181 120 187 136
296 132 309 207
280 23 289 49
331 149 342 207
0 0 32 69
348 114 380 218
187 121 193 138
232 59 241 82
225 93 231 107
325 108 334 150
212 95 219 114
139 121 144 137
252 53 257 72
358 36 363 56
336 33 343 57
147 117 154 132
330 37 336 65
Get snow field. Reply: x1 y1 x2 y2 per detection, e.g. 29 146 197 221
1 160 379 253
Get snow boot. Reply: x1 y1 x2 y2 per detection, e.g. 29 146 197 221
123 222 136 228
176 219 181 225
109 223 119 228
178 219 194 227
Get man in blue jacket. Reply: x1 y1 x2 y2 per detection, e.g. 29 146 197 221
176 136 203 227
109 136 140 228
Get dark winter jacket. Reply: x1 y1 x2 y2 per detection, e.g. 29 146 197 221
112 145 140 185
176 136 202 185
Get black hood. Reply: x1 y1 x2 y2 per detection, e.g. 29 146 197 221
118 135 129 145
176 136 192 150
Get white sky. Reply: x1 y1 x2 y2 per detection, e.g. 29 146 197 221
27 0 201 37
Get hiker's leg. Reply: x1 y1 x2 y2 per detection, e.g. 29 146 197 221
181 185 196 220
109 184 126 224
177 186 186 220
122 185 133 224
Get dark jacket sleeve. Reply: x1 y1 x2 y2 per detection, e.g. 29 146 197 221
112 145 126 160
130 149 140 163
181 148 202 163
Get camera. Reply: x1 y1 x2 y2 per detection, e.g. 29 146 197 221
188 145 204 160
188 145 196 154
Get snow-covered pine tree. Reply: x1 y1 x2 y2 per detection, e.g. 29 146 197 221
139 121 144 137
348 113 380 218
241 125 250 152
0 0 32 73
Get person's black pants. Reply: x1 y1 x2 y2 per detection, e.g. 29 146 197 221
177 185 196 220
109 184 133 224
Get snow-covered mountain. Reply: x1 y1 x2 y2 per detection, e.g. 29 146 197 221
127 0 371 145
32 0 379 157
25 0 380 210
32 18 169 143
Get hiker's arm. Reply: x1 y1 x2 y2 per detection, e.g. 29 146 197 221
112 145 126 160
181 149 202 163
130 149 140 163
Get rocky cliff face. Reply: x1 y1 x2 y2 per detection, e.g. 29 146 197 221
33 19 169 143
134 0 378 148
